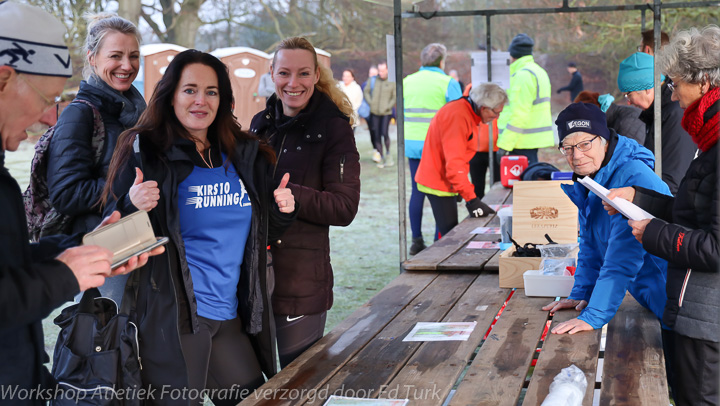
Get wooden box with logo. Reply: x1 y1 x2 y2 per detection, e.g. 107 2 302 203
499 180 579 288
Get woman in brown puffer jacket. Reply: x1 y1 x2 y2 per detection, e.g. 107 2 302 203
250 36 361 368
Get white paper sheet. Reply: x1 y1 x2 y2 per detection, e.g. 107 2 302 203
402 322 477 342
577 177 654 221
323 396 409 406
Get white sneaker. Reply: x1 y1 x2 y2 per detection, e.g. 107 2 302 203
372 150 382 163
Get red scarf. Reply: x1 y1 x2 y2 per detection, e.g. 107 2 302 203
681 86 720 152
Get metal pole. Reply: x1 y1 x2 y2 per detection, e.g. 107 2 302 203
641 8 646 31
394 0 407 269
486 14 495 188
653 0 662 178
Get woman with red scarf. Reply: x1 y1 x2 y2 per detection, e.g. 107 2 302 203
606 25 720 405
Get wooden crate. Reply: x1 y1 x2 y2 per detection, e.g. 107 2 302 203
499 181 578 288
499 245 579 288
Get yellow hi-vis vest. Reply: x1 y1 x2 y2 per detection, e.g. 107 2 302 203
403 69 453 159
497 55 554 150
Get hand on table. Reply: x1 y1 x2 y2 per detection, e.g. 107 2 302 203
129 168 160 211
603 187 635 216
551 317 593 335
542 298 587 314
628 219 651 244
274 173 295 214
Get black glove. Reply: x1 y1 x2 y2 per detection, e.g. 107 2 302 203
466 198 495 218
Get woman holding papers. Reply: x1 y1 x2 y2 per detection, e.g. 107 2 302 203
542 102 671 337
606 26 720 405
102 50 296 404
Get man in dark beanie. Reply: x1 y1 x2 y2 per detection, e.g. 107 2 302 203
497 33 553 165
542 101 670 339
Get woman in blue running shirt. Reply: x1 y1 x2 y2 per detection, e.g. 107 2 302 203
102 50 296 405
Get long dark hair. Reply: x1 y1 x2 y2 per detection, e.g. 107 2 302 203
103 49 275 205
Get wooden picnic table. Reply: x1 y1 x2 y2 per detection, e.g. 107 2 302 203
239 184 668 406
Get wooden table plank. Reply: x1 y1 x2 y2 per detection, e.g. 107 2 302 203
523 308 601 406
313 273 479 403
482 250 502 272
239 272 439 406
403 217 495 270
402 184 511 271
599 294 668 406
449 293 549 406
382 274 510 406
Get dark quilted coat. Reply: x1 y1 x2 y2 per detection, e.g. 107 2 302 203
250 91 361 316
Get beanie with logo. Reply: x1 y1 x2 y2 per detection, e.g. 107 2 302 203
555 102 610 144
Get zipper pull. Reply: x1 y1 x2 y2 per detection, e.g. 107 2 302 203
340 155 346 183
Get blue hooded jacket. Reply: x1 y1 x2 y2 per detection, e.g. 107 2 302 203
561 134 670 328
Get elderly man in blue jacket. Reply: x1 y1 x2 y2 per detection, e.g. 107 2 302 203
543 103 670 335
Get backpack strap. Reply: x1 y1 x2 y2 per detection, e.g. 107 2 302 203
70 99 106 167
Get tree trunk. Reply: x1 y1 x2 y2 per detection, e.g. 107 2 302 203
117 0 142 27
165 0 206 48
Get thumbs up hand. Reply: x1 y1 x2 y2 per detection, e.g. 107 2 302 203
274 173 295 214
129 168 160 211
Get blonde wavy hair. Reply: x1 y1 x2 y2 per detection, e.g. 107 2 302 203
272 37 355 125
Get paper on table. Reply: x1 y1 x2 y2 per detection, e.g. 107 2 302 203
323 396 409 406
467 241 500 249
577 177 654 221
402 322 477 342
470 226 501 235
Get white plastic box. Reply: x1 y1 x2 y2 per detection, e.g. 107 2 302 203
523 270 575 297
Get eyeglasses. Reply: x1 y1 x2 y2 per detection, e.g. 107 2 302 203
623 92 633 100
19 74 62 107
667 79 676 93
636 45 644 52
559 135 600 156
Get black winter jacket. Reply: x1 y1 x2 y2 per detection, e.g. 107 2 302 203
558 71 584 101
605 103 646 146
0 151 79 404
250 91 361 316
48 79 145 234
108 134 294 401
635 140 718 342
638 83 697 195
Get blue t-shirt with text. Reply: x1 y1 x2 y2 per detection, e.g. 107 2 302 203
178 164 252 320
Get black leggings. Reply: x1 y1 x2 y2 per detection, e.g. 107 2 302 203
180 316 264 406
274 312 327 368
426 194 459 240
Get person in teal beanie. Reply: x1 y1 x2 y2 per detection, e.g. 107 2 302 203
617 52 695 195
543 102 671 336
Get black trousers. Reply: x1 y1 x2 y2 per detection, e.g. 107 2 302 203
666 330 719 406
274 311 327 368
469 151 501 200
180 316 264 405
426 194 459 241
369 114 391 157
